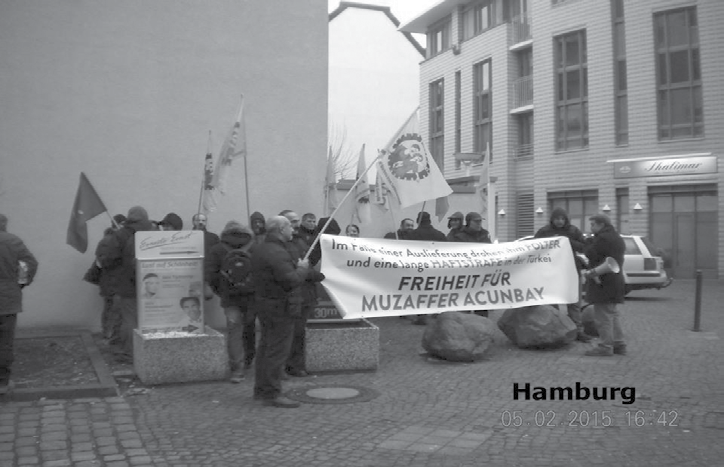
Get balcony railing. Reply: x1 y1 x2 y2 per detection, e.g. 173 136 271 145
512 75 533 109
511 13 531 44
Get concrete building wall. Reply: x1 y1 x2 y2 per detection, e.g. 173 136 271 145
410 0 724 277
0 0 328 329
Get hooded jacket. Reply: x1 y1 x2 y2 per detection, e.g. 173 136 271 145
114 206 155 298
534 207 587 269
206 221 255 307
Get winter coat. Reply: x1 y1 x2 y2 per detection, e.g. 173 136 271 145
448 226 491 243
206 224 255 308
110 219 154 298
534 208 587 269
384 229 413 240
308 217 340 267
251 235 322 302
408 223 447 242
584 224 626 304
0 231 38 316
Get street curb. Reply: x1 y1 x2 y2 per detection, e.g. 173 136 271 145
5 329 119 401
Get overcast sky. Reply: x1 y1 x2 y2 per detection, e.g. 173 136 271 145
327 0 439 179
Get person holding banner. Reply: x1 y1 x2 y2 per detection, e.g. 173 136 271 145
252 216 324 408
535 207 591 343
581 214 626 357
384 218 415 240
445 211 464 241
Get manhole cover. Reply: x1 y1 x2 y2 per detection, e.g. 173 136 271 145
285 385 380 404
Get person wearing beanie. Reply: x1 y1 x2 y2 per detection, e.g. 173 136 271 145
95 205 153 363
158 212 183 231
446 211 464 241
582 213 626 357
206 220 257 382
448 212 491 244
534 207 591 342
408 211 446 242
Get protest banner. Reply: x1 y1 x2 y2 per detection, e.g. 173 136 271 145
135 230 206 334
319 235 579 319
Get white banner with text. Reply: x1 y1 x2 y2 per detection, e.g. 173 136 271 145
319 235 578 319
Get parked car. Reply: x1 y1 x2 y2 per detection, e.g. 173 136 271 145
515 234 672 295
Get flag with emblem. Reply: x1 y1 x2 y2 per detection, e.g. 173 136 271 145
377 108 452 208
66 172 108 253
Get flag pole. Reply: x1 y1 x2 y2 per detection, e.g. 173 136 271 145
303 151 382 261
238 95 251 221
197 131 212 216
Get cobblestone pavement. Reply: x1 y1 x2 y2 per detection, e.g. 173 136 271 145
2 279 723 466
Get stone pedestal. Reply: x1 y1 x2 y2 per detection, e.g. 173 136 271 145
305 319 379 373
133 326 228 385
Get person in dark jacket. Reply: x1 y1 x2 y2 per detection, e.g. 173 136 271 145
448 212 491 243
252 216 324 408
281 210 316 378
299 213 318 245
0 214 38 394
158 212 183 231
384 218 415 240
249 211 267 247
446 211 464 241
88 214 125 342
534 207 591 342
308 217 340 267
408 212 447 242
206 221 256 383
102 206 154 362
192 213 220 255
581 214 626 357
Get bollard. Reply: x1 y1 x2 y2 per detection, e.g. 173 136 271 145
693 270 702 332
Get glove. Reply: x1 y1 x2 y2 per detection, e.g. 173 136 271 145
308 271 325 283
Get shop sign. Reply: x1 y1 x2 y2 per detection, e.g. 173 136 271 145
613 154 717 179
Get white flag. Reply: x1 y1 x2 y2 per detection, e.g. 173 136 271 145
377 109 452 208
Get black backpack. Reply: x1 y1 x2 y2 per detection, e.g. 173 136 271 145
221 248 254 295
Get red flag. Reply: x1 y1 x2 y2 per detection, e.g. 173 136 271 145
66 172 107 253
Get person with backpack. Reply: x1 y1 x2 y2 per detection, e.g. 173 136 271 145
206 220 256 383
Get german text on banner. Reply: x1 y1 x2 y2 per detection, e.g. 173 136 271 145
377 109 453 208
319 235 579 319
66 172 108 253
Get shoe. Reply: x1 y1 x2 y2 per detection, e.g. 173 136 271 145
613 345 627 355
576 333 593 343
287 370 309 377
266 396 300 408
230 370 245 384
585 347 614 357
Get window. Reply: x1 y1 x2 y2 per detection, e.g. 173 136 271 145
516 113 533 157
554 30 588 150
427 18 451 58
473 60 492 160
612 0 628 145
513 48 533 108
461 1 496 41
454 71 461 168
654 7 703 140
616 187 629 233
429 79 445 170
548 190 598 233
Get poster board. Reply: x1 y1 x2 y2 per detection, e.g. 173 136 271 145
135 231 206 334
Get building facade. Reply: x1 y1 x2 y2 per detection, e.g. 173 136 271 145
401 0 723 279
0 0 328 328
